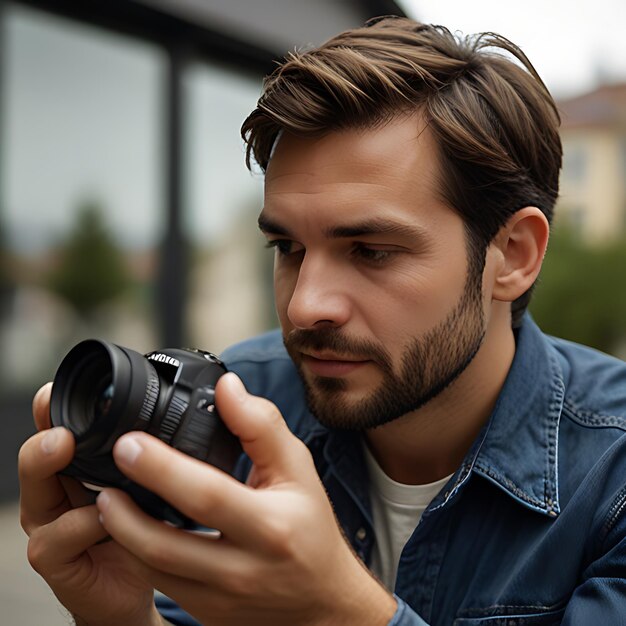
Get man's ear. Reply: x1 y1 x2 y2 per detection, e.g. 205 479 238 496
492 207 550 303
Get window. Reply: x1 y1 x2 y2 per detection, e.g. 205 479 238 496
184 62 274 353
0 3 164 392
561 142 588 184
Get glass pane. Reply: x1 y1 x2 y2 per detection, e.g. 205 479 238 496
184 62 274 354
0 3 165 394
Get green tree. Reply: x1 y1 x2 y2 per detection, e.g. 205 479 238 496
531 228 626 356
48 201 131 318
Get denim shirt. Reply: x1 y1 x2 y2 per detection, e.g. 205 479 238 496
157 317 626 626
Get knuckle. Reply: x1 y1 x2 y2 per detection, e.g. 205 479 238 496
258 516 298 558
20 510 34 536
185 492 216 523
185 476 227 522
232 570 264 600
210 564 266 608
26 532 48 574
257 398 285 431
141 539 174 570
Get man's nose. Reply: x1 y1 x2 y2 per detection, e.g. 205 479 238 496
286 255 351 330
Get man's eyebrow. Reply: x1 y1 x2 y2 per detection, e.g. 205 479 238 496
325 218 429 241
258 212 290 236
258 213 430 242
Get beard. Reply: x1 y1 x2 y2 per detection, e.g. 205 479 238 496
282 269 486 431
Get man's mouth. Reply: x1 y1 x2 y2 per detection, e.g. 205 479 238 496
300 351 371 377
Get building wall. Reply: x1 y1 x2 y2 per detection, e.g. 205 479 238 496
558 127 626 241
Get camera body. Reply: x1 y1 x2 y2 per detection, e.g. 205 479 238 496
50 339 242 527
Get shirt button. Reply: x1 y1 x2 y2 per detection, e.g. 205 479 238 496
355 527 367 542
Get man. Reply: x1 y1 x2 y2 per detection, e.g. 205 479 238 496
19 17 626 626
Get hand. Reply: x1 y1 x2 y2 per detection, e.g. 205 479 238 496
18 384 163 626
96 373 397 626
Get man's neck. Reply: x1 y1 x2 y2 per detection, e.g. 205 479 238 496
364 313 516 485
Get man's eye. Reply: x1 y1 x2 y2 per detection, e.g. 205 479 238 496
265 239 302 256
353 244 398 265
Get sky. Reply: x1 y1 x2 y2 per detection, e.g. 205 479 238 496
398 0 626 98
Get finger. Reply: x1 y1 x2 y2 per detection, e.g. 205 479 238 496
59 475 98 509
19 427 76 534
97 489 252 585
27 505 108 576
215 373 314 483
111 432 261 543
32 382 53 432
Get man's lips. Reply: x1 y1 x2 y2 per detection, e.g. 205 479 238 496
300 352 371 377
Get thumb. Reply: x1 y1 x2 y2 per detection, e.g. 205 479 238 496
215 372 313 483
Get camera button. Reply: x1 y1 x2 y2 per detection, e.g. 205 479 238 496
196 398 215 412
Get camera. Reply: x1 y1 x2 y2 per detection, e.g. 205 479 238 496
50 339 243 527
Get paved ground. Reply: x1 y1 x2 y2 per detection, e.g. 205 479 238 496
0 501 72 626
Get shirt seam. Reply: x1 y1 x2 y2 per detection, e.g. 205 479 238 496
456 599 567 618
599 483 626 547
562 398 626 430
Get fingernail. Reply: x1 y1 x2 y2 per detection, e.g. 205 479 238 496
33 384 48 406
226 373 247 402
115 435 143 467
97 490 110 512
41 428 60 454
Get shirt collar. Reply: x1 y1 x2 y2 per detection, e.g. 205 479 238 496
430 315 565 518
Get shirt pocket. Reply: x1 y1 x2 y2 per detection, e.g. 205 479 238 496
453 607 565 625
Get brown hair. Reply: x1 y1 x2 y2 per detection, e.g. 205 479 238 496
241 16 562 327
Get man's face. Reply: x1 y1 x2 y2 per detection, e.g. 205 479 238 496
260 116 487 430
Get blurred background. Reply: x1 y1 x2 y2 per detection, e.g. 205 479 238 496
0 0 625 622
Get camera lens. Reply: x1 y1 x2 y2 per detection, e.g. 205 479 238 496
65 350 116 436
94 380 114 421
51 339 160 448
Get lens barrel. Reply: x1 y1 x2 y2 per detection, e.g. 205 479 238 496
50 339 160 486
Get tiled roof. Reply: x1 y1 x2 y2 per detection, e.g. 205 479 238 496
558 83 626 130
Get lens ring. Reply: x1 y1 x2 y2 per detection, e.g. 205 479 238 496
138 366 160 424
160 394 189 443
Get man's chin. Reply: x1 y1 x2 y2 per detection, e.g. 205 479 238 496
303 377 387 426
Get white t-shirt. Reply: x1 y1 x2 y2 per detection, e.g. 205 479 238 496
362 443 452 591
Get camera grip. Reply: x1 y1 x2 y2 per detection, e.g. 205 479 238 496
173 386 243 475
